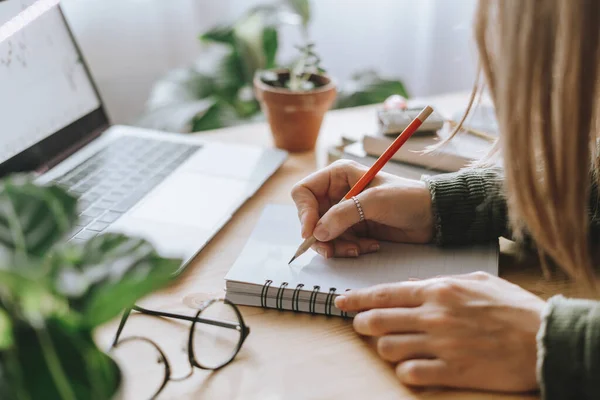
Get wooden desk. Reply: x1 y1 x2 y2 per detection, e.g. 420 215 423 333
97 92 585 399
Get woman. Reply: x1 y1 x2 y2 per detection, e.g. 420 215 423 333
291 1 599 398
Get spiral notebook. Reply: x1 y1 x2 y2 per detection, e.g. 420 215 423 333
224 204 499 317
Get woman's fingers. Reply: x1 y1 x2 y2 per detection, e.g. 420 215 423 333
310 241 333 258
353 308 423 336
311 239 359 258
313 191 374 242
332 237 380 257
290 183 321 239
310 235 380 259
376 334 433 362
335 281 424 311
354 236 380 254
291 160 369 240
396 359 450 387
333 239 361 258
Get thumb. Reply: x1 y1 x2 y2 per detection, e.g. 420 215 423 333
313 194 367 242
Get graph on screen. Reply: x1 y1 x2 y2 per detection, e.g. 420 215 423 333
0 0 100 164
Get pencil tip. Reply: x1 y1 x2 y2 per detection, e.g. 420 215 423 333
288 256 296 265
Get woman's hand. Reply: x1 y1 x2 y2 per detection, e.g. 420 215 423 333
335 272 546 392
291 160 434 258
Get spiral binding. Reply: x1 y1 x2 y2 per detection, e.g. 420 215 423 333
309 285 320 314
260 280 273 308
325 287 337 316
291 283 304 312
261 280 349 316
276 282 288 310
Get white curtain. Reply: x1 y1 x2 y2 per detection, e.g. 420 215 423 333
61 0 478 124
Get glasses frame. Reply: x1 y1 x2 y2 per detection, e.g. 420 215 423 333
109 298 250 399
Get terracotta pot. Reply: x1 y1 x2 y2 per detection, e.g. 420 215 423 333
253 70 337 152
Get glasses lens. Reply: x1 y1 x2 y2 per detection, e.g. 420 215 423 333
191 301 243 369
110 337 168 399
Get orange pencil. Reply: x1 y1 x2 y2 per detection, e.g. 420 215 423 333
288 105 434 264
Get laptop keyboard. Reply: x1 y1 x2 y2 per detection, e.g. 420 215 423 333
52 136 201 242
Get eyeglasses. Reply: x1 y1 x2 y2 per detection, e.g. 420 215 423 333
109 298 250 399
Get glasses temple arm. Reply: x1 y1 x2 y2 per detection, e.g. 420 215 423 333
132 305 241 331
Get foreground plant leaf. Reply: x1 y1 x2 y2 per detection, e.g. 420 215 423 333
0 175 77 258
0 175 181 399
0 319 120 400
0 267 70 328
0 309 12 350
50 233 181 328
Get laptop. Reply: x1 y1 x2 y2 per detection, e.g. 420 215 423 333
0 1 287 273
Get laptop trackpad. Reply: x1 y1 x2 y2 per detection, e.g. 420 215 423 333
129 171 250 229
108 171 251 258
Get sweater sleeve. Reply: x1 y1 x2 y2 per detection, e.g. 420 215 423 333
421 168 509 245
537 295 600 400
421 167 600 246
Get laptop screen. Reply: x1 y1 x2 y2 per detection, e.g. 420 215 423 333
0 0 104 171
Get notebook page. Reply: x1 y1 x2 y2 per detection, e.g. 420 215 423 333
224 204 498 292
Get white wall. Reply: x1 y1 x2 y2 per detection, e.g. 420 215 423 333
61 0 478 124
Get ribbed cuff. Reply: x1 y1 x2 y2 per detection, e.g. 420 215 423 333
537 295 600 400
421 168 507 246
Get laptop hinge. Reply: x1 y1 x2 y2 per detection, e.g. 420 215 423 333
36 125 107 175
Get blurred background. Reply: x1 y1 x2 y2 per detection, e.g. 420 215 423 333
61 0 478 128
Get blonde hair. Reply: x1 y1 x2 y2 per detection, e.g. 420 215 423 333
456 0 600 286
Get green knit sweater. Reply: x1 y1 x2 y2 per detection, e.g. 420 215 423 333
422 168 600 400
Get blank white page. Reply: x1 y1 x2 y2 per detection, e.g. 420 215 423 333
225 204 498 292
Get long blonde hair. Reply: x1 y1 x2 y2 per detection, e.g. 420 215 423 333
462 0 600 286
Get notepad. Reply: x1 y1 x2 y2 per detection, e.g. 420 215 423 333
224 204 499 317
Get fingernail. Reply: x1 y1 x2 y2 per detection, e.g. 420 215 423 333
313 223 329 241
335 295 346 308
369 244 380 252
347 249 358 257
316 247 328 258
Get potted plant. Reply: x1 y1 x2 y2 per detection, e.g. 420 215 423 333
136 0 409 136
0 174 182 399
253 43 336 152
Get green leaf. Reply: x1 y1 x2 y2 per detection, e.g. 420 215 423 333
232 92 261 119
0 319 120 400
284 0 311 28
334 70 410 109
262 26 278 69
200 24 235 44
0 268 70 328
135 65 219 133
234 12 270 84
0 175 78 258
50 233 181 327
0 348 27 400
192 99 244 131
212 48 246 95
231 4 296 84
136 98 217 133
0 309 12 350
144 66 218 110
